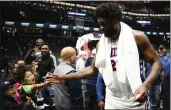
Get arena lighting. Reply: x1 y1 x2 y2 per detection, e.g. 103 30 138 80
4 21 170 34
146 32 151 35
159 32 164 35
76 26 84 29
149 14 154 16
36 23 44 28
76 4 83 8
152 32 157 35
94 28 100 31
67 11 87 17
137 20 151 24
49 24 57 28
166 32 170 35
62 25 69 29
21 22 30 27
84 27 90 31
5 21 14 25
73 26 76 30
128 12 133 15
50 2 169 17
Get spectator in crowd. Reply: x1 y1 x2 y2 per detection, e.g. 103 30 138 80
76 51 87 71
157 45 170 110
1 62 18 82
161 56 170 110
1 61 28 105
53 47 83 110
24 39 44 64
96 73 105 110
84 48 99 110
37 43 55 107
91 48 96 58
33 50 57 70
24 39 57 69
25 64 38 82
16 60 25 66
76 50 87 109
18 67 52 110
158 45 170 80
0 80 35 110
37 43 55 83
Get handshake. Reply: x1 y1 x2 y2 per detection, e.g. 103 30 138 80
44 73 64 85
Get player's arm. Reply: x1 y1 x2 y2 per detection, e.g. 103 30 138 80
62 42 99 80
47 42 99 80
134 31 162 89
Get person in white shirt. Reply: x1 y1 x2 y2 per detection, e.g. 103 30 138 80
76 51 87 71
91 49 96 58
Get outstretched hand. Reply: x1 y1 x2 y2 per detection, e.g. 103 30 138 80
133 84 148 103
44 73 63 84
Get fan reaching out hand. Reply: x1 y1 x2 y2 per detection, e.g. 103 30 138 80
44 73 63 84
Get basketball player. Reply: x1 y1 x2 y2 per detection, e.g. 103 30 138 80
46 3 162 109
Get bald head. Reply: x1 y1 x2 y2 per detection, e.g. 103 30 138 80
60 47 77 63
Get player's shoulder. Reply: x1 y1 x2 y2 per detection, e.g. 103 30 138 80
132 30 149 46
132 30 146 38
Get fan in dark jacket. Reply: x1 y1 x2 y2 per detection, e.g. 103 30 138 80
0 80 35 110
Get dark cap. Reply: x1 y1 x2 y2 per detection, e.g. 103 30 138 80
0 80 17 92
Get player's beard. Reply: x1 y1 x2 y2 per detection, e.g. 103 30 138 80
104 27 118 39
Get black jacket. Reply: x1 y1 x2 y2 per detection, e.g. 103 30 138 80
3 97 24 110
2 97 36 110
37 56 55 82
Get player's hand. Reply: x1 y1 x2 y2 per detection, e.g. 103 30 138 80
133 84 148 103
44 73 63 84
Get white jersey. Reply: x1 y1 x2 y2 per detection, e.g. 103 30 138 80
105 40 144 109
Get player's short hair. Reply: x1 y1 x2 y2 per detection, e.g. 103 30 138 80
95 3 122 21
